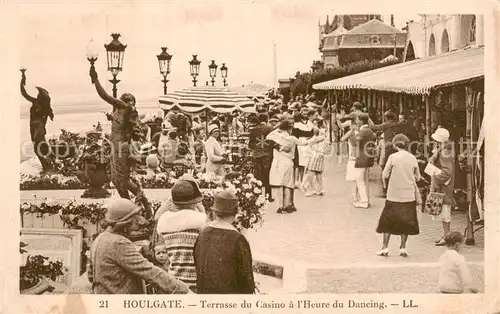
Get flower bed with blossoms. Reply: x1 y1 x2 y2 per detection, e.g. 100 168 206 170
202 173 268 231
20 172 219 191
20 173 267 234
20 196 164 238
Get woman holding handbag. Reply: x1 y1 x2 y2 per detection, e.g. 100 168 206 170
376 134 423 257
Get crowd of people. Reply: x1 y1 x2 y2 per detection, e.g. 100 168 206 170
106 86 464 257
87 92 477 294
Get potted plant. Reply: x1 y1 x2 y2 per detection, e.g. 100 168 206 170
48 129 85 160
80 123 112 198
20 242 64 295
202 172 268 235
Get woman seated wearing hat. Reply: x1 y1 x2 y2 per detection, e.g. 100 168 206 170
156 177 207 292
88 198 191 294
205 124 227 177
193 190 255 294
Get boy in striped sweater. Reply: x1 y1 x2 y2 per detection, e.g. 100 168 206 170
156 177 207 292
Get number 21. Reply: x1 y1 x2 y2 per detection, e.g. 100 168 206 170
99 300 109 308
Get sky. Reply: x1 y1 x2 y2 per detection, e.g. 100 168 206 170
17 2 420 106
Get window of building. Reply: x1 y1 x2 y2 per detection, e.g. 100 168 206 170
429 33 436 56
336 36 342 47
370 35 381 45
469 15 476 43
441 29 450 53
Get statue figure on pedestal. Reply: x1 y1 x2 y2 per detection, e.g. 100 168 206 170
20 69 55 173
89 66 152 219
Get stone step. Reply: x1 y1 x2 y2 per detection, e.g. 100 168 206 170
306 263 484 293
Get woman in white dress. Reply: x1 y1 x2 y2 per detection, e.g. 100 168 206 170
267 120 321 214
204 124 227 177
340 120 365 206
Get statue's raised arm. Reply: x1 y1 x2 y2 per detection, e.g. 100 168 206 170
20 70 36 103
89 66 127 109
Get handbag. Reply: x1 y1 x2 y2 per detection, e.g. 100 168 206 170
425 191 445 216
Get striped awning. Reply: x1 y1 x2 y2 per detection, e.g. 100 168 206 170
313 46 484 95
158 86 256 113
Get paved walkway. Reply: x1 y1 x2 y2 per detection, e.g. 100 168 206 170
245 159 484 266
244 158 484 293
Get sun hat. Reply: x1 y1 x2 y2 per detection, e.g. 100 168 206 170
171 179 203 205
208 124 220 135
213 190 239 214
105 199 142 225
431 127 450 143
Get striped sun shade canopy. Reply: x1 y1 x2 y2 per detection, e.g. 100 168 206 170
158 86 256 113
313 46 484 95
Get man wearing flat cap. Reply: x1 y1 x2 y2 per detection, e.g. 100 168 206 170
194 190 255 294
88 198 191 294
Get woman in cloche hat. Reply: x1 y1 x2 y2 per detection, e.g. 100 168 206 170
193 190 256 294
204 124 227 177
88 198 191 294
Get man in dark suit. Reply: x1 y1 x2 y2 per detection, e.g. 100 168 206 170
248 113 274 201
399 111 420 155
370 110 405 196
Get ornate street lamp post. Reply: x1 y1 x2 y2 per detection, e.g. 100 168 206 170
220 63 228 87
104 33 127 98
189 55 201 87
208 60 218 86
157 47 172 95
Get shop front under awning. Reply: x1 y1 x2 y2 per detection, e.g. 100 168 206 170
313 46 484 95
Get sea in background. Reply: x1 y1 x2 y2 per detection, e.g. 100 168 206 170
20 99 161 163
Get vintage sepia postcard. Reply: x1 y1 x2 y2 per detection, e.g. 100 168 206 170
1 0 499 313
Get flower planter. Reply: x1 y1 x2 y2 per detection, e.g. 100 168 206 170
21 278 51 295
81 162 111 199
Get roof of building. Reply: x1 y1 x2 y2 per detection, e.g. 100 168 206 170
313 46 484 95
324 25 348 37
347 18 403 35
